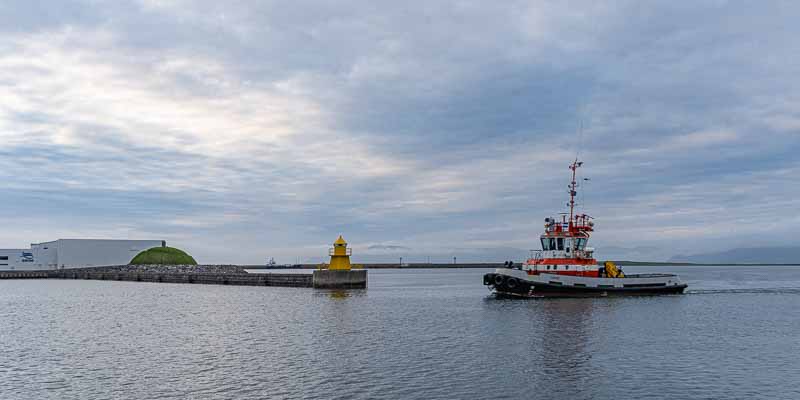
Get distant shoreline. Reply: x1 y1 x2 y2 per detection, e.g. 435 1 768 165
247 263 499 269
611 261 800 266
247 261 800 270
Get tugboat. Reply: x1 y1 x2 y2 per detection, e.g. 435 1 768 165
484 159 687 297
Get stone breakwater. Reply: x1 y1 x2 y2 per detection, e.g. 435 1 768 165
76 264 248 274
0 265 367 289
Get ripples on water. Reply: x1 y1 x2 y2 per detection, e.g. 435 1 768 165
1 266 799 399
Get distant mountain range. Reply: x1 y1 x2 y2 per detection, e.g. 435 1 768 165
669 247 800 264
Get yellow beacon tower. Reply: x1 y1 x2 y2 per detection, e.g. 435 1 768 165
313 235 366 289
328 235 353 270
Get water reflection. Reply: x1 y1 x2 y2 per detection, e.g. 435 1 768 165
534 299 596 399
329 290 350 299
312 289 367 299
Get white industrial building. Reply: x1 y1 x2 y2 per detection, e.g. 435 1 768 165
0 239 165 271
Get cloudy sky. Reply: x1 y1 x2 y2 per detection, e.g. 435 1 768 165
0 1 797 263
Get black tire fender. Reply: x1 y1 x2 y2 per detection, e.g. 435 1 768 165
493 274 505 286
507 278 518 289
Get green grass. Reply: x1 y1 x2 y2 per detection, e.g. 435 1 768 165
130 247 197 265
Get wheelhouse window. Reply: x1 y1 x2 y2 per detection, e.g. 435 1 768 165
575 238 587 250
0 256 7 260
556 238 564 250
542 238 558 251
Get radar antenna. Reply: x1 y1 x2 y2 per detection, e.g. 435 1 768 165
568 159 583 224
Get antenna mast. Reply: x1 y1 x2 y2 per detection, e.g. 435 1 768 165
570 121 585 223
568 159 582 224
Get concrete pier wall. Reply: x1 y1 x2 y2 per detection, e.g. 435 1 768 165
0 271 49 279
312 269 368 289
58 271 314 287
0 269 313 287
0 266 369 289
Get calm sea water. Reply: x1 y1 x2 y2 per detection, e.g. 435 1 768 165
1 265 799 400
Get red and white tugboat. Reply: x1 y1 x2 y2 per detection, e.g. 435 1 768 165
484 159 687 297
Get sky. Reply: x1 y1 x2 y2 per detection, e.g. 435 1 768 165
0 1 798 264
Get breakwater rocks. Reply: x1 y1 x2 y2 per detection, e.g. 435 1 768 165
0 265 367 289
53 268 313 287
75 264 248 274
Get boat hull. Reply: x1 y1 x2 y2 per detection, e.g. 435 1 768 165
484 268 687 298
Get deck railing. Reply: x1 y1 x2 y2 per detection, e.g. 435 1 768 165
329 247 352 256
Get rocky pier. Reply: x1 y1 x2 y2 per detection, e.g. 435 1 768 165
0 265 367 289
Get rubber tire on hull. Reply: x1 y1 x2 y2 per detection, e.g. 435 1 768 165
506 278 518 289
499 277 531 296
493 274 505 286
484 273 531 296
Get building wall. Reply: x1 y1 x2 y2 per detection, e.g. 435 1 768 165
0 249 33 270
30 241 58 269
54 239 164 268
0 239 165 271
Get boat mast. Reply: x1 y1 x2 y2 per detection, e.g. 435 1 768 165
568 159 582 225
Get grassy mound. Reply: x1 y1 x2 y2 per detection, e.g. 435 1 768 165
130 247 197 265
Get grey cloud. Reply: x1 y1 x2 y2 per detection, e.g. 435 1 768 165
367 244 411 251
